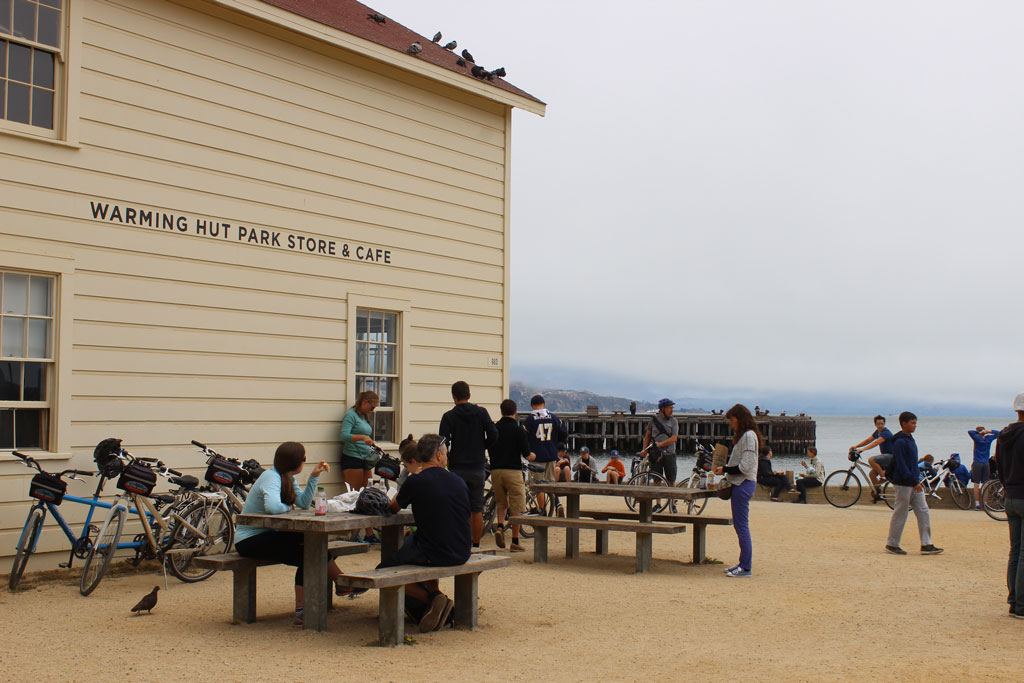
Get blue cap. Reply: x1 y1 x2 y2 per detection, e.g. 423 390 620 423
610 449 620 457
658 398 675 409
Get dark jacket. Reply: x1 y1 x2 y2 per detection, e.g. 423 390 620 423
890 430 921 487
996 421 1024 499
438 402 498 470
489 417 530 470
756 457 776 482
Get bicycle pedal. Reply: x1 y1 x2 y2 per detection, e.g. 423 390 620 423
59 562 70 569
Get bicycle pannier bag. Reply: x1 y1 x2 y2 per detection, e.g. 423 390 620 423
117 463 157 496
29 472 67 504
205 457 243 487
374 453 401 481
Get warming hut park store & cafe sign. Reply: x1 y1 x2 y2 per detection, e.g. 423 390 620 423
87 199 394 264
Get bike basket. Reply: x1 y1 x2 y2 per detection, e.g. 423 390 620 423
29 472 67 504
374 453 401 481
205 457 243 487
116 462 157 496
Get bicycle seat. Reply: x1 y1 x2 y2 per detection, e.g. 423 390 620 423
153 494 176 504
526 463 546 473
170 475 200 489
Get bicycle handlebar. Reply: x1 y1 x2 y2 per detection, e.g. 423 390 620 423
191 439 206 449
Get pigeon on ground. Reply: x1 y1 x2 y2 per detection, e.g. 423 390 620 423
367 13 386 24
461 49 474 63
432 32 442 43
443 40 457 50
407 42 422 55
131 586 160 615
456 56 467 67
493 67 506 78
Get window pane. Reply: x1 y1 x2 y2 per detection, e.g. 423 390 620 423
39 0 61 9
0 361 19 400
2 317 24 356
355 310 368 341
3 272 27 313
1 39 6 74
355 341 367 372
26 318 48 357
355 375 376 397
36 4 59 47
29 275 51 315
369 310 382 343
0 1 11 35
377 377 393 407
1 81 5 120
366 344 381 374
32 48 52 88
14 408 45 449
6 78 27 122
11 0 32 41
373 410 394 443
382 313 397 344
22 361 44 400
0 409 12 449
381 344 395 374
30 85 51 127
8 39 28 81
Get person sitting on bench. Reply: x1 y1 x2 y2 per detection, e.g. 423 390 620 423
383 433 472 632
603 450 626 484
756 446 789 501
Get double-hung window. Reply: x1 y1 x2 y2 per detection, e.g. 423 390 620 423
1 270 55 450
354 309 398 443
1 0 64 131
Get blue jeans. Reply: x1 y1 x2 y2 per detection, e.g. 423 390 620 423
730 479 756 570
1007 497 1024 613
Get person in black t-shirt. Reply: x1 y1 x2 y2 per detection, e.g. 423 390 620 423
382 433 471 632
488 399 533 552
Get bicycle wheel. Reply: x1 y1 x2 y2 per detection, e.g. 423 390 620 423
949 480 972 510
80 507 125 596
982 480 1007 522
823 470 862 508
482 490 496 534
518 488 546 539
624 472 670 513
677 475 708 516
879 482 898 510
9 508 45 590
166 502 234 582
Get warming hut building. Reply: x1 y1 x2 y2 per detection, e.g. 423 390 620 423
0 0 544 569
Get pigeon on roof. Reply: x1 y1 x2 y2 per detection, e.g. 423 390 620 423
461 49 474 63
493 67 506 78
432 31 442 43
443 40 457 50
367 12 386 24
407 42 422 54
456 56 466 67
131 586 160 615
471 65 486 78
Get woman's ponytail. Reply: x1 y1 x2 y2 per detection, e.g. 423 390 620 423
273 441 305 506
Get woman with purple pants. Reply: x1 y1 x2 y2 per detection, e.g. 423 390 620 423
716 404 763 578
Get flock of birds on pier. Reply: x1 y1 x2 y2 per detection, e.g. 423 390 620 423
367 12 507 82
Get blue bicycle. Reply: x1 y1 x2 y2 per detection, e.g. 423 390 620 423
8 450 150 590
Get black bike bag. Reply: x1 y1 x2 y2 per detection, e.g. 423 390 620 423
29 472 67 504
117 462 157 496
205 457 243 487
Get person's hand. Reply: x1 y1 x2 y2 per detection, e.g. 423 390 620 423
311 461 329 476
527 453 536 461
358 435 375 446
714 466 723 475
914 483 923 492
801 460 807 467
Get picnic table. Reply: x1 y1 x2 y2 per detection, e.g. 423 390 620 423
236 509 413 631
513 482 725 573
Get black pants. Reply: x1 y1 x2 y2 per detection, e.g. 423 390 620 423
795 477 822 502
236 531 305 586
758 474 789 499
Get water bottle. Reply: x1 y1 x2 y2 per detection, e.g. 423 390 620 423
315 486 327 515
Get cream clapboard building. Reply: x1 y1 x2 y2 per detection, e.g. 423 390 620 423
0 0 544 570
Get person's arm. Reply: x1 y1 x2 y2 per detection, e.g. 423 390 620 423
260 473 292 515
642 428 652 452
602 463 611 473
482 408 499 450
555 415 568 443
516 426 536 462
856 436 884 453
341 411 372 446
851 435 874 450
439 412 452 444
294 474 320 509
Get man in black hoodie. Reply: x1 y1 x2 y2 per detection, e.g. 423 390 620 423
995 392 1024 618
884 411 944 556
439 381 498 547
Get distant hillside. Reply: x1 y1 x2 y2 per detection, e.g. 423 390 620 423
510 382 701 414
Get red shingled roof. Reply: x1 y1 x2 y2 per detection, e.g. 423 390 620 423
259 0 544 105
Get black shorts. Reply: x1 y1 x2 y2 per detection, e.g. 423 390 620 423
450 468 486 513
651 453 677 484
340 454 373 471
971 461 990 483
235 531 305 586
377 534 432 568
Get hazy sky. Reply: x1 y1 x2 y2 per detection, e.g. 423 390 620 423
374 1 1023 413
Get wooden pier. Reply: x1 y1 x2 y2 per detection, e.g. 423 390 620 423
519 412 816 455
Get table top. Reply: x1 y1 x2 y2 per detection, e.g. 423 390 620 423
237 508 414 533
529 481 716 500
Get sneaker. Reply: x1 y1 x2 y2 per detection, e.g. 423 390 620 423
433 598 454 631
669 502 678 514
556 505 565 518
509 543 525 553
724 564 741 574
335 580 368 598
493 525 506 549
871 491 880 503
419 593 449 633
975 503 982 510
362 534 381 545
885 545 907 555
292 607 304 627
920 545 944 555
1011 611 1024 620
725 567 752 578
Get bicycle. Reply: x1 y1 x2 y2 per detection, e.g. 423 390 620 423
880 458 973 511
981 479 1006 521
482 463 555 539
823 449 895 508
624 443 672 514
190 439 265 515
79 444 234 596
8 450 157 590
674 440 715 516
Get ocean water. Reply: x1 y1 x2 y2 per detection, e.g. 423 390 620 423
572 414 1013 480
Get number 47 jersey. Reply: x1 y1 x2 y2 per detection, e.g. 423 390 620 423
524 409 567 463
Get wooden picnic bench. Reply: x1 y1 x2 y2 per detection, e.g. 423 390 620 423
509 515 687 569
335 553 510 646
581 510 732 564
193 540 369 624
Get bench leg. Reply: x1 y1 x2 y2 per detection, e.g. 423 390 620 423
378 585 405 646
692 523 707 564
533 525 548 563
453 572 480 630
595 529 609 555
303 532 329 632
565 494 580 559
636 532 652 573
232 567 257 624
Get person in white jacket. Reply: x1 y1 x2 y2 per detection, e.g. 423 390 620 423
715 404 762 578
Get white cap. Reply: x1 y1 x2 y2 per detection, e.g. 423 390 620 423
1015 392 1024 412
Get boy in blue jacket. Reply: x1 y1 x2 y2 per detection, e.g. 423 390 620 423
885 412 944 556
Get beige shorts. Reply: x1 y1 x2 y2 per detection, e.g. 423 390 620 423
490 469 527 514
528 461 557 485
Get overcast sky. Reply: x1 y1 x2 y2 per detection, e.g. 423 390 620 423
375 1 1023 413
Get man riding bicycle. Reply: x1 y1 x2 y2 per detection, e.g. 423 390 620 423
644 399 680 511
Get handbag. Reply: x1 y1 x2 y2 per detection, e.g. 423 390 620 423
716 481 734 500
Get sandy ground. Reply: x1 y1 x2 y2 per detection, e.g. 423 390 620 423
1 497 1018 682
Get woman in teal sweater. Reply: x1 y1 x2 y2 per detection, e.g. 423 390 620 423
340 390 380 542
